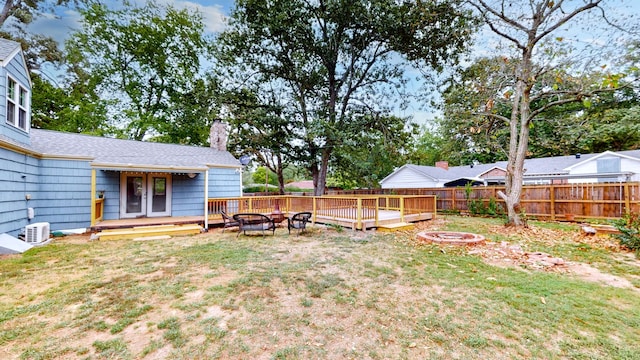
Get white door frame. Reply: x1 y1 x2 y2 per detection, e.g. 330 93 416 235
120 173 172 218
146 173 172 217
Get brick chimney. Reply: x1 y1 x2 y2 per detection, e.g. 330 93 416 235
210 120 228 151
435 161 449 170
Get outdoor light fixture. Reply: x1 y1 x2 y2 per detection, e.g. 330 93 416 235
187 173 197 179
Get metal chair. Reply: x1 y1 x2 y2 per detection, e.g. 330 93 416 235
233 213 276 237
287 212 312 235
220 210 240 233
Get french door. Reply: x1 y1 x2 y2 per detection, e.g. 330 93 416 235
120 173 172 218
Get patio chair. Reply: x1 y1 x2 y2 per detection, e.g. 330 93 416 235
220 210 240 233
233 213 276 237
287 212 312 235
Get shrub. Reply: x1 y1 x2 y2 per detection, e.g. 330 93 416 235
612 212 640 256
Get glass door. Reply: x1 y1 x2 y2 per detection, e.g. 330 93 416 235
120 173 172 218
121 174 146 218
147 175 172 217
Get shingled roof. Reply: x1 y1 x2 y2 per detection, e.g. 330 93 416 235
0 38 20 62
29 129 240 171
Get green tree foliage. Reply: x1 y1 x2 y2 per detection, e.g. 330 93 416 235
406 124 448 166
223 87 295 194
579 106 640 152
152 75 222 146
252 167 279 187
217 0 475 195
332 115 418 189
30 71 109 134
66 1 214 141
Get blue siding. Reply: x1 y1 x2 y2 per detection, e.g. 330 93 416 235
0 147 38 236
36 159 93 231
208 168 241 197
0 51 31 145
171 173 206 216
97 170 121 221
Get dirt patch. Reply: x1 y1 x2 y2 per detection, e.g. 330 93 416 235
413 217 638 290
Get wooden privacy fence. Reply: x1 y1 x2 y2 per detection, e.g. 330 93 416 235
329 182 640 221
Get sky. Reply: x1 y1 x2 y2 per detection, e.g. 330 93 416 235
15 0 640 125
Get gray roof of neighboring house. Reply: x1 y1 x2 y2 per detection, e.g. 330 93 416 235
393 150 640 182
29 129 240 170
0 38 20 61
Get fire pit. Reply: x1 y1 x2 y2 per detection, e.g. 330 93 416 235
416 231 485 246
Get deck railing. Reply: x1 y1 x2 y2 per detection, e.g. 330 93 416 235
92 198 104 225
207 195 436 230
330 183 640 221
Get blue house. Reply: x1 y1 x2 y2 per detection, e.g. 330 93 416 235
0 38 242 238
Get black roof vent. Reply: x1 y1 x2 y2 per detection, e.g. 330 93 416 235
576 153 581 159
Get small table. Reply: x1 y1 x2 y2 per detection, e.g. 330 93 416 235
270 211 286 225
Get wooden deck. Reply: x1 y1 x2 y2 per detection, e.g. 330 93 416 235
207 195 436 231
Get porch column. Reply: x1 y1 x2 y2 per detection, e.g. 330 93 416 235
90 169 96 226
204 170 209 229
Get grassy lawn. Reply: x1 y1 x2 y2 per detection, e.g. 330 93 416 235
1 215 639 359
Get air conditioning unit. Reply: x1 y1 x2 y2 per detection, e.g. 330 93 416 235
25 222 50 244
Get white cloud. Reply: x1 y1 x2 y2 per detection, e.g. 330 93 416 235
171 1 228 33
24 0 228 48
27 9 83 46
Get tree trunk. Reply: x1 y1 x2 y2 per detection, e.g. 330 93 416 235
500 52 532 227
276 163 285 195
0 0 15 28
313 148 331 196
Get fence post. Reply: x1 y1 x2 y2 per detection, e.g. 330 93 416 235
432 195 437 219
450 188 456 211
550 184 556 221
624 183 631 215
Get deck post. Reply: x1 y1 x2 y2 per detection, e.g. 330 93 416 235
400 197 405 223
90 169 97 226
312 197 317 223
356 198 363 230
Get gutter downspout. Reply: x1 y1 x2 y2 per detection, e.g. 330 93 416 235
240 167 244 196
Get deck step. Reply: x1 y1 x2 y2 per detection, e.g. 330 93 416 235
377 222 414 232
97 224 203 240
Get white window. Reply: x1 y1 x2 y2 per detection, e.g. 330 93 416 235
6 77 29 131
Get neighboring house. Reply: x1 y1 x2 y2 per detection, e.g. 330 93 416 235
380 151 640 189
0 39 242 237
286 180 314 189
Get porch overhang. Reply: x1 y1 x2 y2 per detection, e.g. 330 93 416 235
90 162 208 173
